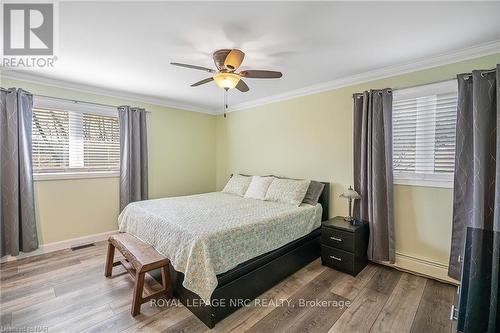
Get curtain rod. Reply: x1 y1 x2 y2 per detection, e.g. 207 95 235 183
353 89 392 97
35 93 120 109
352 67 498 98
463 68 497 79
353 77 452 99
0 88 151 113
35 94 152 113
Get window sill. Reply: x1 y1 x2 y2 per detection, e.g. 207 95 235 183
33 171 120 181
394 178 453 189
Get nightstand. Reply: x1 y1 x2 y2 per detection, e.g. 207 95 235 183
321 216 369 276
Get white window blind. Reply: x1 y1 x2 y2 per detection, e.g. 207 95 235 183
32 97 120 178
392 80 458 188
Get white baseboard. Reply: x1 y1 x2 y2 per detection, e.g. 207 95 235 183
0 230 119 263
391 252 459 285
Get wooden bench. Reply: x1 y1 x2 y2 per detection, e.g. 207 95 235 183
105 233 171 316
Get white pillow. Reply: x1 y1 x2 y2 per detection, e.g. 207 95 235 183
265 178 311 206
244 176 274 200
222 174 252 196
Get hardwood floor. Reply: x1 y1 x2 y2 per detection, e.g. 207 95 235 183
0 242 457 333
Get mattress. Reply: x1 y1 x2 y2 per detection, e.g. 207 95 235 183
118 191 322 303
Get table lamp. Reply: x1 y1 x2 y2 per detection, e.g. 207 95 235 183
339 186 361 223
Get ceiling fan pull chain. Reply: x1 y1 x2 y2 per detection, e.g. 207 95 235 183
224 88 228 118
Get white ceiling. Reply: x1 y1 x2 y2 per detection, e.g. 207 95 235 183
3 1 500 113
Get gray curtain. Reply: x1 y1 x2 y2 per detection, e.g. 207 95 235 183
449 65 500 279
0 88 38 256
119 106 148 212
353 89 395 263
449 65 499 333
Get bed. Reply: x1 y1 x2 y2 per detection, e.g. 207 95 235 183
118 181 329 328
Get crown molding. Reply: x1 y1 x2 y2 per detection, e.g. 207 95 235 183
228 40 500 112
1 70 217 115
2 40 499 116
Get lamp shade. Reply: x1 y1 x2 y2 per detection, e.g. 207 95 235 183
213 72 240 89
340 186 361 200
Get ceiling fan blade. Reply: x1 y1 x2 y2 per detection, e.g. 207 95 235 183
240 70 282 79
171 62 215 73
190 77 214 87
235 79 249 92
224 49 245 71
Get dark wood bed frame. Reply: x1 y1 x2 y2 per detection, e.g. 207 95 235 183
165 182 330 328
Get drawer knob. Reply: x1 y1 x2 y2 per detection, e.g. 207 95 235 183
330 255 342 261
330 236 342 242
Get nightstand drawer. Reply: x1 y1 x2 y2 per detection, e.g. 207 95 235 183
321 245 354 273
321 227 354 252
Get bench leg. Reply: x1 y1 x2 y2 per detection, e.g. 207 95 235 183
104 242 115 277
161 265 170 297
131 271 145 316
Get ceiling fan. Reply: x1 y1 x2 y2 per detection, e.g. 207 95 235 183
170 49 283 92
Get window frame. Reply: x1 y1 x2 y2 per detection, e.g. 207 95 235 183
392 80 457 189
32 96 120 181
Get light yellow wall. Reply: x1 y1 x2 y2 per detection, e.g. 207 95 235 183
1 77 216 244
3 53 499 277
33 178 120 244
393 185 453 264
216 53 500 275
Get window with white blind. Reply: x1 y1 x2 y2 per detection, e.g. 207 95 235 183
392 80 457 188
32 97 120 180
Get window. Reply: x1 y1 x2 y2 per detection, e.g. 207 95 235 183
392 80 457 188
32 97 120 180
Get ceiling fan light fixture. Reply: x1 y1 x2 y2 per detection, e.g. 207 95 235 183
171 48 283 93
213 72 240 90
